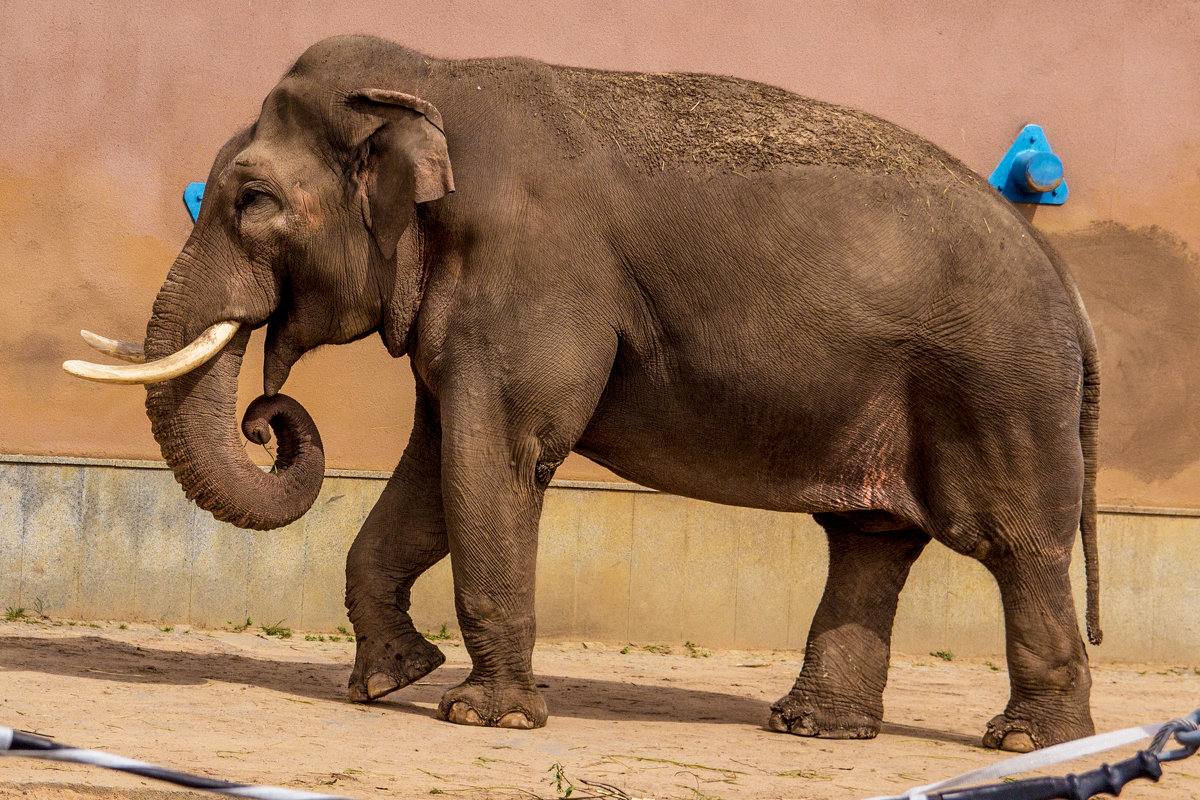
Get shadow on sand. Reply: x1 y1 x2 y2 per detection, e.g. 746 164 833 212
1 633 981 746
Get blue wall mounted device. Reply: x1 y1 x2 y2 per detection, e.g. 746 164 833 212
989 124 1067 205
183 182 205 222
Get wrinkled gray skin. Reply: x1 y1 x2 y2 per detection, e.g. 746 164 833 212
142 35 1100 751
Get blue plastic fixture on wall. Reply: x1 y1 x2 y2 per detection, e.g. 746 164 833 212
989 124 1067 205
183 182 205 222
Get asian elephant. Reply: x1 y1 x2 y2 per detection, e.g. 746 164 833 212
66 34 1101 752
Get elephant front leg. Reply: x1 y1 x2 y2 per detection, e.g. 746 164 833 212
434 433 551 730
771 515 928 738
346 392 449 702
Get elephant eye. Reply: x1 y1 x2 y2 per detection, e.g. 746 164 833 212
236 185 280 225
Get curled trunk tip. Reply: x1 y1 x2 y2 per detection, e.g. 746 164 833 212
145 327 325 531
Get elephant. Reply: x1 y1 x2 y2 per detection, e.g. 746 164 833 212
66 34 1101 752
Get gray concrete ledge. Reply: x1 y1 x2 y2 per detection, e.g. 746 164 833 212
1 456 1197 663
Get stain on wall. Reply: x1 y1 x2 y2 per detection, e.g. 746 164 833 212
1052 223 1200 507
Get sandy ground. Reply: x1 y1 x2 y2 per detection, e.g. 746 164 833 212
1 620 1198 800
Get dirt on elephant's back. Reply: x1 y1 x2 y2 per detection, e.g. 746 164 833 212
546 66 973 179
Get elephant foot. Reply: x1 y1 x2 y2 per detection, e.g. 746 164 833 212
982 712 1094 752
348 630 445 703
437 680 548 729
982 714 1042 752
768 691 880 739
982 710 1095 752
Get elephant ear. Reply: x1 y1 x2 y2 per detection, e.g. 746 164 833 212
343 88 454 260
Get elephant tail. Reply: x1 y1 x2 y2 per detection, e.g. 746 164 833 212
1008 212 1101 645
1080 317 1102 646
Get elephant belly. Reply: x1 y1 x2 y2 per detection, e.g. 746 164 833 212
573 364 922 521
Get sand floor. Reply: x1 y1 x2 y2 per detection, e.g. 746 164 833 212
1 620 1197 799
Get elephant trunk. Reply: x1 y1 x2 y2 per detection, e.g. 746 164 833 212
143 281 324 531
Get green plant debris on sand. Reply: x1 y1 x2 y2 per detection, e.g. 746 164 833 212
261 620 292 638
777 768 831 779
676 785 724 800
547 762 637 799
931 650 954 662
604 753 746 777
3 599 51 625
685 640 710 658
549 762 574 798
424 623 453 641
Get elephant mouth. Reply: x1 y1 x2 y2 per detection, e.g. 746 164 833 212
63 320 241 384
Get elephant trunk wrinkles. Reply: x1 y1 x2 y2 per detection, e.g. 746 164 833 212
144 307 325 531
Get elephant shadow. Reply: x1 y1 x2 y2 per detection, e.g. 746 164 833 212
0 634 981 746
0 634 769 726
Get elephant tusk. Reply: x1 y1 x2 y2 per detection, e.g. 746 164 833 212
80 329 146 363
63 320 240 384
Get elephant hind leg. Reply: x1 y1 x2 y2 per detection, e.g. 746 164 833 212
922 449 1093 752
770 512 929 738
980 549 1094 752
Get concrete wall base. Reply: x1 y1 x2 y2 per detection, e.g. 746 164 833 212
2 456 1196 662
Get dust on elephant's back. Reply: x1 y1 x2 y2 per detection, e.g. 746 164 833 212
448 57 971 180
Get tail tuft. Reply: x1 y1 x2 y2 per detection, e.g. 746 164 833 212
1080 340 1101 646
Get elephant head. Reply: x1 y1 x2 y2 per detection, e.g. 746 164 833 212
65 68 454 530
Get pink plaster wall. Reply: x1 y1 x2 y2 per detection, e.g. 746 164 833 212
2 1 1197 506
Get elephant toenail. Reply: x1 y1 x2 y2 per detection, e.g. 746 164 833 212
498 711 534 729
347 683 370 703
366 672 400 699
767 711 791 733
447 702 482 725
1001 731 1035 753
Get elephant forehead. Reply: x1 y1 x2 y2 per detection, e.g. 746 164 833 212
222 133 332 202
259 79 325 130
